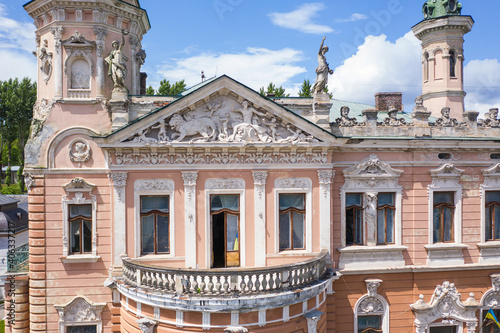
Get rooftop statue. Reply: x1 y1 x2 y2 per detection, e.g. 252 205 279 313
422 0 462 20
105 29 129 94
311 36 333 97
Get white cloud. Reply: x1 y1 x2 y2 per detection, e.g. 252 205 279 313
152 47 306 92
330 31 421 110
0 3 37 81
269 3 334 35
334 13 368 23
464 59 500 115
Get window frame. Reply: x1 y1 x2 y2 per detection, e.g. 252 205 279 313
134 179 175 259
377 192 396 245
68 204 93 255
346 193 364 246
274 178 312 254
66 325 98 333
485 191 500 241
210 194 241 267
278 193 306 251
353 279 389 333
140 195 171 255
432 191 456 243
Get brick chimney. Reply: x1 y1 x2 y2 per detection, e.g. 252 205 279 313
140 72 148 95
375 92 403 111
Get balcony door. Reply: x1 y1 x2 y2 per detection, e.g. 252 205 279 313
211 194 240 268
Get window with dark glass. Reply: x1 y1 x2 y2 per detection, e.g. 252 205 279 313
211 194 240 268
486 191 500 241
346 193 364 246
424 52 430 81
69 204 92 254
279 194 305 251
358 315 382 333
141 196 169 254
483 309 500 333
67 325 97 333
433 192 455 243
449 50 456 77
429 326 457 333
377 193 395 245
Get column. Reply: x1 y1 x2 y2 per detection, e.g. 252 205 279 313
318 170 333 250
93 27 107 99
252 171 267 267
182 171 198 268
129 35 139 95
50 26 63 99
109 172 128 273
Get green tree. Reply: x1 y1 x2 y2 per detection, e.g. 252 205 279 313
298 79 312 97
145 85 155 95
157 79 187 96
259 82 289 97
323 84 333 99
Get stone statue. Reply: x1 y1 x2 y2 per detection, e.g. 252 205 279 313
383 107 406 126
335 106 358 126
482 108 500 128
105 29 129 93
435 107 458 127
311 36 333 96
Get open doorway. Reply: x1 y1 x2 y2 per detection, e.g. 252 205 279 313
210 194 240 268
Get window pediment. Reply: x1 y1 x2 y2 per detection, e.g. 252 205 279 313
429 163 464 188
342 155 403 189
62 31 96 75
481 273 500 308
482 163 500 187
54 296 105 333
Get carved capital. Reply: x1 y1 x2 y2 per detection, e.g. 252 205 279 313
182 171 198 202
252 171 268 201
93 26 108 41
109 172 127 202
51 25 63 40
318 170 334 199
136 318 157 333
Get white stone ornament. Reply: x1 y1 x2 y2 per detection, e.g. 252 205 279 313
39 40 53 83
342 154 403 190
69 139 91 166
136 318 157 333
54 296 105 333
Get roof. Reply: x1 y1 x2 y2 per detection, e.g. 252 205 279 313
0 195 29 233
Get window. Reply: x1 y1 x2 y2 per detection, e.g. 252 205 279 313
433 192 455 243
211 194 240 268
430 327 457 333
67 326 97 333
141 196 169 254
357 315 382 332
377 193 395 245
424 52 430 81
482 309 500 333
279 194 305 251
449 50 456 78
486 191 500 241
346 193 363 246
69 205 92 254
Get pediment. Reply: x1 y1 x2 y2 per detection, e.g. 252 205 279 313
343 155 403 178
62 31 96 48
99 76 334 148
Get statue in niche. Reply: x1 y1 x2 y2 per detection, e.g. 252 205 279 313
435 107 458 127
383 107 406 126
481 108 500 128
105 29 129 93
335 106 358 126
311 36 333 96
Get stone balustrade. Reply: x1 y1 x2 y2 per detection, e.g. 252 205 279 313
67 89 91 99
122 250 330 296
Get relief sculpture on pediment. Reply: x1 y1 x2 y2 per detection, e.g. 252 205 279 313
124 98 320 145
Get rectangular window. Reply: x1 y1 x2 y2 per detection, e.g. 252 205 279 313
377 193 395 245
486 191 500 241
279 194 305 251
433 192 455 243
67 325 97 333
429 327 457 333
483 309 500 333
358 315 381 332
211 194 240 268
346 193 363 246
69 205 92 254
141 196 169 254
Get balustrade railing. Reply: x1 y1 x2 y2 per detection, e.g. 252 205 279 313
122 250 330 296
68 89 91 99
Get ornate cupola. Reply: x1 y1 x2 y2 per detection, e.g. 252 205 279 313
412 0 473 120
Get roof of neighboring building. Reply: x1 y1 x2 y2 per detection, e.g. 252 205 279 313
0 195 29 233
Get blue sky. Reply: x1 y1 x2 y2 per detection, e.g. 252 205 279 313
1 0 500 112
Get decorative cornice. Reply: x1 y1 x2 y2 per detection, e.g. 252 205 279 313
206 178 244 190
134 179 174 192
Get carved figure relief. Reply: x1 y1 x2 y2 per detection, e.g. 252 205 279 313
54 296 105 333
382 108 406 126
335 106 359 126
482 274 500 308
434 107 458 127
69 140 91 166
312 36 333 96
480 108 500 128
105 29 129 93
124 98 320 145
39 39 53 83
342 155 403 190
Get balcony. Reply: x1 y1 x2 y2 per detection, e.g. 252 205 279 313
116 250 333 312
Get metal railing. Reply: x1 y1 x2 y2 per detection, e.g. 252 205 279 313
7 243 29 273
122 250 330 296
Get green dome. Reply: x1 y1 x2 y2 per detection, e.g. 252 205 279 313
422 0 462 20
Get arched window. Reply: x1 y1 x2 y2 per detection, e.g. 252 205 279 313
424 52 430 81
354 279 389 333
449 50 456 78
480 274 500 333
71 59 90 89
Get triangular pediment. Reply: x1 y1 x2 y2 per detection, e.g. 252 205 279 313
98 76 334 148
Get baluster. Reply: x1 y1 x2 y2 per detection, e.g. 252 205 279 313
239 274 247 293
254 274 261 292
223 275 230 294
214 276 221 294
268 272 276 291
192 274 199 294
261 273 268 291
169 273 176 292
160 273 168 291
199 276 206 295
247 275 254 293
207 276 214 294
275 271 282 290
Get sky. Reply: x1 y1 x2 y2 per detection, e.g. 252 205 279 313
1 0 500 113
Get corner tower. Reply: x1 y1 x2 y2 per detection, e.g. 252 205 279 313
412 0 474 119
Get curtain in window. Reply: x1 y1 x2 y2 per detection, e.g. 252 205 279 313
211 195 239 212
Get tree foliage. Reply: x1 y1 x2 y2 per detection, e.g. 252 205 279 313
157 79 187 96
259 83 289 97
298 79 312 97
145 85 155 95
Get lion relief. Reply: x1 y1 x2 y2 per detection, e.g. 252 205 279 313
169 114 218 142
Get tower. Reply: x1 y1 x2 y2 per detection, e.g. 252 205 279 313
412 0 474 119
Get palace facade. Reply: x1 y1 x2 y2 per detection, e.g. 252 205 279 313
5 0 500 332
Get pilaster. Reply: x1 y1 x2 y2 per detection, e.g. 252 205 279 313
318 170 333 250
182 171 198 268
94 27 108 99
50 26 63 100
252 171 268 267
109 172 128 274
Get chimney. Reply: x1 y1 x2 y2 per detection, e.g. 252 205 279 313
140 72 148 95
375 92 403 111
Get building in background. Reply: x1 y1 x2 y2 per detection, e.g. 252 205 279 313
5 0 500 332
